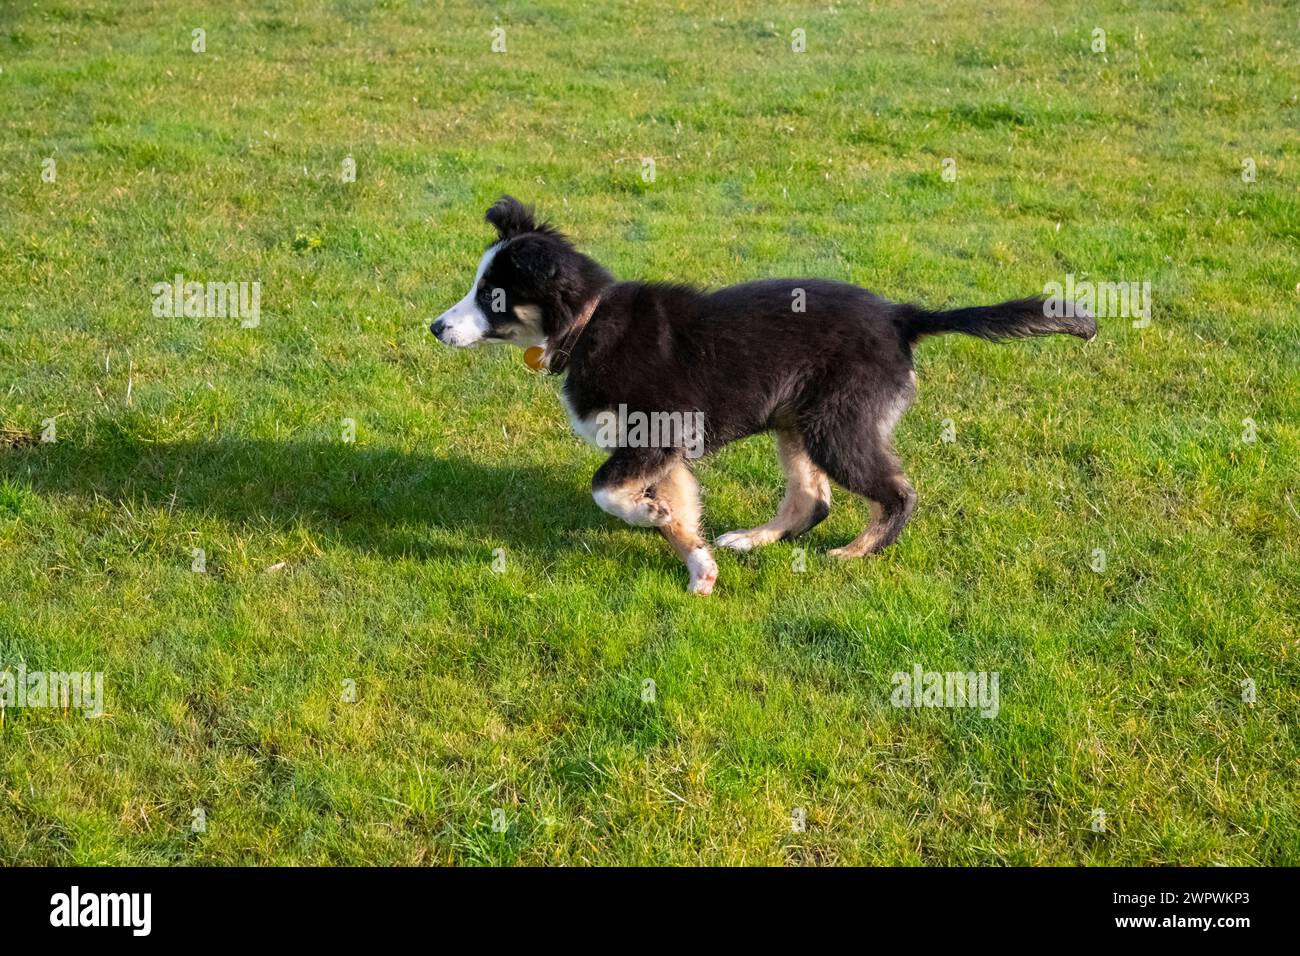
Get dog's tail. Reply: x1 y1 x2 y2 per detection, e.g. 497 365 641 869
896 297 1096 345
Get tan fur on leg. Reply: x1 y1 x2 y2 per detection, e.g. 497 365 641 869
652 463 717 594
828 501 884 558
715 430 831 552
829 477 917 559
592 482 672 527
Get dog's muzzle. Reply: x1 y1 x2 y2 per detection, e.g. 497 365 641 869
429 300 489 347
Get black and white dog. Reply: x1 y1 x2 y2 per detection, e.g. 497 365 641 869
432 196 1095 594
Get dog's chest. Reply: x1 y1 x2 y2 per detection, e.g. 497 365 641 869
560 391 610 450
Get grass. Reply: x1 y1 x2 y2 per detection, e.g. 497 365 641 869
0 0 1297 865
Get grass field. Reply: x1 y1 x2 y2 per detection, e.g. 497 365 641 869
1 0 1297 865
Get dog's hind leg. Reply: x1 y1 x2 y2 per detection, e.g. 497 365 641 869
803 395 917 559
592 449 717 594
824 465 916 558
715 429 831 552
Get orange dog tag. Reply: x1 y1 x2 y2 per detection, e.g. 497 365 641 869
523 346 546 371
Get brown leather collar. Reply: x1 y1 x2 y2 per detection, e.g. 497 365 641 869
541 290 604 374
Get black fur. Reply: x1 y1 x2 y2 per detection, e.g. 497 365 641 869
896 297 1097 342
563 277 1092 456
485 195 540 240
441 195 1095 572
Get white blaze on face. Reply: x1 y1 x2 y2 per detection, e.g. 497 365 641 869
433 241 503 347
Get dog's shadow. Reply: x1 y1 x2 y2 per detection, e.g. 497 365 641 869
1 432 607 562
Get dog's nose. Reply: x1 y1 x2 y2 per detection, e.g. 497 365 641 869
430 317 446 338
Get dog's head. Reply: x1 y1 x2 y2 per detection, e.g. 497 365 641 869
430 196 610 350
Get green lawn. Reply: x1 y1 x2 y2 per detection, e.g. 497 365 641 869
1 0 1296 865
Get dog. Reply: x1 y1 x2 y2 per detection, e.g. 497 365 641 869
431 196 1095 594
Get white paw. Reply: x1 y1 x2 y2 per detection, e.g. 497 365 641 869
714 530 757 552
687 548 718 595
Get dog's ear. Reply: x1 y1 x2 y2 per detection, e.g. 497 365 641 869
485 195 537 240
507 238 570 335
507 235 560 281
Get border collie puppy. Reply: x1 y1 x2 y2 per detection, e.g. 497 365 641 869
432 196 1095 595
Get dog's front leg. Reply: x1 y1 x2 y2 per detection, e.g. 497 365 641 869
591 448 675 528
652 461 717 595
591 450 717 595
